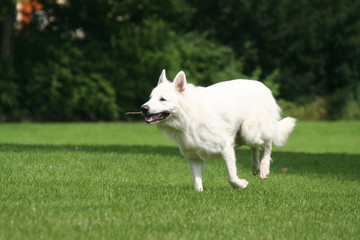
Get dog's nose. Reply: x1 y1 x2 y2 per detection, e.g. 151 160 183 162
141 104 150 114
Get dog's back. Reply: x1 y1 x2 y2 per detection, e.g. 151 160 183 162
181 80 285 147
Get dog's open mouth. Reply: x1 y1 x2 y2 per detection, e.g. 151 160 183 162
145 112 170 124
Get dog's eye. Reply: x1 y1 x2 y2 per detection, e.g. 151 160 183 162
160 97 166 102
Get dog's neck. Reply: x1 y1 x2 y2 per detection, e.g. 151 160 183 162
156 88 220 157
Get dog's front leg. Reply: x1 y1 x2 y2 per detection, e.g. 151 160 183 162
222 145 248 189
189 159 205 192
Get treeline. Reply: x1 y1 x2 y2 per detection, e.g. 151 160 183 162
1 0 360 121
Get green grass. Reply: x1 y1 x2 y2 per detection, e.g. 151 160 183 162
0 122 359 239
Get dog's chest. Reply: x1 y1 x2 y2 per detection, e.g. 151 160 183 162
159 126 225 160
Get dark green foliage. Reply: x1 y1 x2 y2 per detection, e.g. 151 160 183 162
190 0 360 119
13 37 118 121
0 0 359 120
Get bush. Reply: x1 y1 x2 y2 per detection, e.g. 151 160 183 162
24 42 118 121
278 98 328 120
278 92 360 120
171 32 246 86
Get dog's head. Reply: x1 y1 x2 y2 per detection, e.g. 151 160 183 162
141 70 187 124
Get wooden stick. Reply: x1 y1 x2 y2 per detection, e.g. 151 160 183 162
125 111 143 115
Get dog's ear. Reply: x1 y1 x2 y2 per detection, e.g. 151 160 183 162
173 71 187 92
158 69 169 85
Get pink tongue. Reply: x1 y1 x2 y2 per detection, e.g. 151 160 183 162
145 114 159 123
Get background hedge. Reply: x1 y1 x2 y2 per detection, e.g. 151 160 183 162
1 0 360 121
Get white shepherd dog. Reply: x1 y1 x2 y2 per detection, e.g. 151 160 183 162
141 70 296 191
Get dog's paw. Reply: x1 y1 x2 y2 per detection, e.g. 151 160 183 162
252 166 259 175
194 184 204 192
239 179 249 188
230 178 248 189
195 187 204 192
260 162 270 179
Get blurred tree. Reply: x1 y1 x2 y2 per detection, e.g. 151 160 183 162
0 0 15 60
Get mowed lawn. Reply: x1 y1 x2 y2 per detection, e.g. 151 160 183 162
0 122 359 239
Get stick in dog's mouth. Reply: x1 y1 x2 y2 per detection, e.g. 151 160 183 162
125 112 143 115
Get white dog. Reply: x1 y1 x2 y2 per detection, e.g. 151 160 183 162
141 70 296 191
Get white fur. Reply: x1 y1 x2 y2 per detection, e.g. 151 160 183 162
142 70 296 191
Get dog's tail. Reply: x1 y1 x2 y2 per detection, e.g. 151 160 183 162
273 117 297 147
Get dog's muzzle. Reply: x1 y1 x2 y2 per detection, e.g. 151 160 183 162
140 104 170 124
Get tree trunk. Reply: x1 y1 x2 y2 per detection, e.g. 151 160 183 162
1 2 15 60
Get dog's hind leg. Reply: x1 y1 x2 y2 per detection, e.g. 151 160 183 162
251 147 260 175
260 141 272 179
189 160 205 192
222 145 248 189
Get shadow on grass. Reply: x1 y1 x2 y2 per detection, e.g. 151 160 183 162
268 151 360 181
1 143 359 181
0 143 179 156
